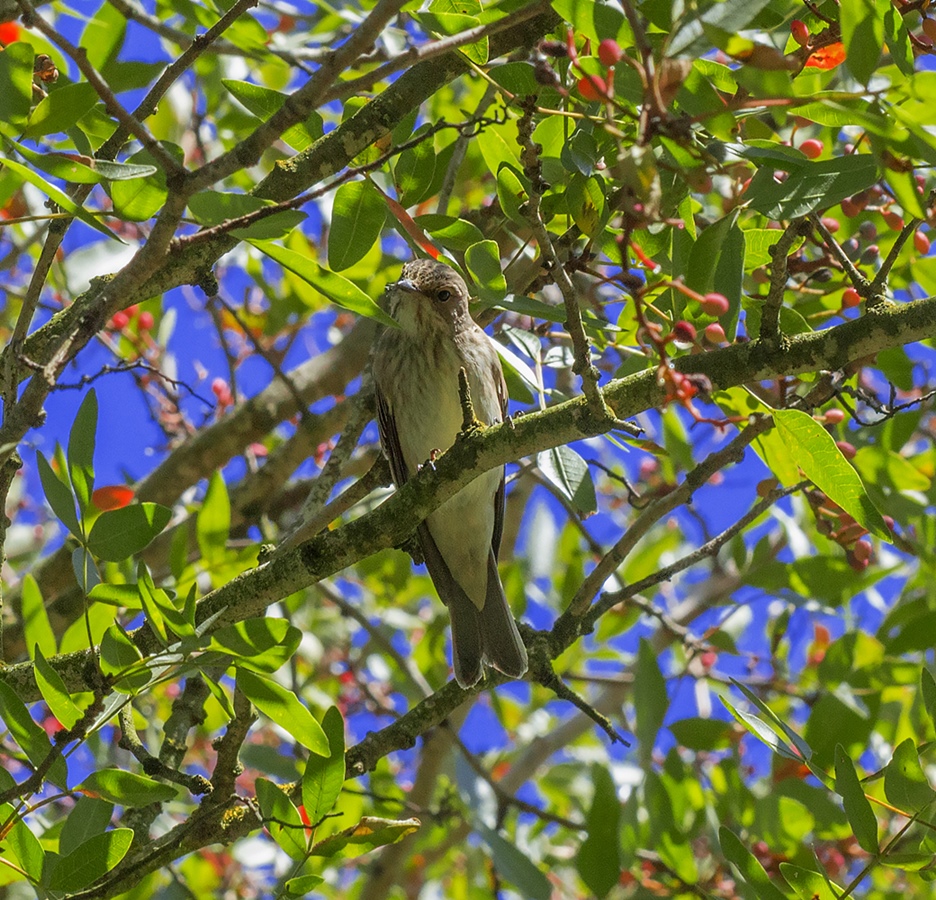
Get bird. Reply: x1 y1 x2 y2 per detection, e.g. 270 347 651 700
372 259 528 688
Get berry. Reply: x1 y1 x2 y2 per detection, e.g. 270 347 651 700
883 210 905 231
883 515 895 532
598 39 623 67
842 287 861 307
211 378 233 407
110 311 129 330
836 440 857 460
824 408 846 424
126 304 139 318
704 322 726 343
858 220 877 240
800 138 823 159
860 244 879 264
576 75 607 101
914 230 931 254
699 292 730 316
820 216 840 233
756 477 779 498
852 539 872 563
672 320 697 343
138 311 155 331
840 198 860 218
791 19 810 46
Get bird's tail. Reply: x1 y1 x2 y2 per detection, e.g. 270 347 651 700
478 551 528 679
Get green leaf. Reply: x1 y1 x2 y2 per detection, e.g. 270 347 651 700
47 828 134 891
312 816 420 858
302 706 345 824
419 1 487 63
773 409 889 538
37 450 81 538
99 624 148 693
465 240 507 306
841 0 883 85
34 646 83 730
285 874 325 896
110 146 180 222
22 574 56 659
137 563 169 646
834 745 878 853
75 769 177 807
72 545 101 594
0 676 55 768
68 389 97 512
221 79 322 152
256 777 308 860
475 822 550 899
0 155 122 241
0 42 35 133
884 738 936 811
575 765 621 898
779 863 842 900
719 826 789 900
414 214 485 252
328 180 386 271
197 471 231 569
722 697 802 761
208 618 302 673
5 812 45 882
745 155 879 220
24 83 100 138
566 173 606 237
635 638 667 766
537 445 597 516
394 125 437 207
87 503 171 561
188 190 306 240
922 668 936 730
236 668 330 755
669 717 735 750
249 240 397 327
731 678 816 764
59 796 115 856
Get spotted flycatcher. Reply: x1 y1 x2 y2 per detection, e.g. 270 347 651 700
373 259 528 688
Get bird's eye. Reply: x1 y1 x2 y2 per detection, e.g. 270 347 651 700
437 290 451 302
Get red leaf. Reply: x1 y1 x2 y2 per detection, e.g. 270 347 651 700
805 42 846 70
91 485 135 511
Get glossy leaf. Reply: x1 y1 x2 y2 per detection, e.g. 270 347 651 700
537 445 597 516
37 450 81 538
834 745 878 853
302 706 346 824
328 180 386 271
256 777 308 860
719 827 788 900
22 574 56 659
87 502 172 561
47 829 134 891
884 738 936 811
34 646 82 730
575 765 621 898
236 668 330 755
312 816 422 858
635 638 667 765
76 769 177 807
208 618 302 673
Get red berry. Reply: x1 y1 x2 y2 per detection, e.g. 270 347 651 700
914 230 931 254
110 311 129 330
598 39 623 67
705 322 727 343
211 378 233 407
824 408 845 424
672 320 697 343
883 210 905 231
821 216 840 233
852 539 872 562
800 138 823 159
842 287 861 308
791 19 810 46
840 198 860 218
126 304 139 318
836 440 857 460
138 311 155 331
576 75 607 102
699 292 730 316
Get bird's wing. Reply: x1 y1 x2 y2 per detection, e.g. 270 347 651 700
491 357 509 559
375 383 409 488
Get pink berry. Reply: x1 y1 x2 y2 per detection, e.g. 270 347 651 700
110 311 129 330
597 39 623 67
704 322 727 343
820 216 840 233
791 19 810 46
699 292 730 316
840 198 860 218
842 287 861 308
138 311 155 331
852 539 872 562
800 139 823 159
824 408 845 424
883 210 905 231
883 515 895 532
836 440 857 459
914 230 931 254
672 320 697 343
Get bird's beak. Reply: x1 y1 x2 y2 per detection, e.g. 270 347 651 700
392 278 419 294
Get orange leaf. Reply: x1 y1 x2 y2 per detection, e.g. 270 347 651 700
91 485 135 511
371 180 440 259
805 42 846 70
